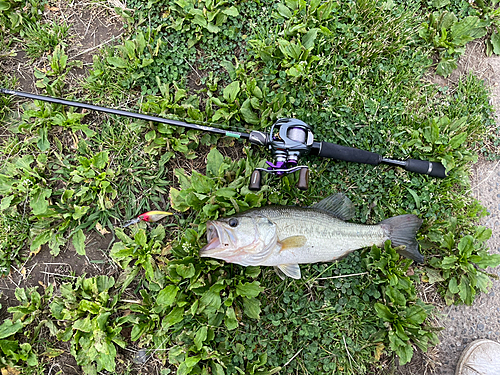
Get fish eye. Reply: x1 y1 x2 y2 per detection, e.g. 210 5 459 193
228 218 239 227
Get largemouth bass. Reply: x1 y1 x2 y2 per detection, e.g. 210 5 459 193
200 194 423 279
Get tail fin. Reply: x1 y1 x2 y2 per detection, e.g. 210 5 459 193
380 214 424 263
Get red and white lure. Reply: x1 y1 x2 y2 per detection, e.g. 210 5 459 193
122 211 173 228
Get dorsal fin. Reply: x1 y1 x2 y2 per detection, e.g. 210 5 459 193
310 193 355 221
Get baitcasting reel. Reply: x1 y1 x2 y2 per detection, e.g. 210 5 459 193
247 118 314 191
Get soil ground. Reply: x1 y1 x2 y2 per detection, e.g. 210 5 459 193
2 3 500 374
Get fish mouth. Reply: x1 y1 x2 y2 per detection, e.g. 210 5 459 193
200 222 222 256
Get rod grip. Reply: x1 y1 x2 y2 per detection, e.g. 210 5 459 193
317 142 381 165
405 159 447 178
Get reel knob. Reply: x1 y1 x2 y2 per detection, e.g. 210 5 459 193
249 169 262 190
297 167 309 191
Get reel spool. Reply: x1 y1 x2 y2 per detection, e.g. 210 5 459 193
249 118 314 191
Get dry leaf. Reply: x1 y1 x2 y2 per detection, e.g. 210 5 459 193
96 222 110 235
30 245 42 257
374 343 385 361
2 367 21 375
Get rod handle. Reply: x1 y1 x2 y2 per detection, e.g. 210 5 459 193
317 141 381 165
405 159 447 178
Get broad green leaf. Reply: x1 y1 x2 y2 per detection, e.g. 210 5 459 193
491 32 500 55
15 155 34 171
98 342 117 371
72 205 89 220
285 0 299 10
151 224 166 241
425 268 444 284
92 151 109 169
458 275 474 305
207 22 220 33
215 187 236 198
37 127 50 151
170 187 191 212
73 317 92 333
107 56 128 69
0 1 11 10
199 291 221 310
242 297 261 319
223 81 240 103
157 285 179 307
176 263 196 278
374 303 395 321
30 230 52 251
472 253 500 268
134 229 147 248
163 306 184 328
0 319 23 339
450 16 481 46
131 323 148 341
302 28 319 50
432 0 450 7
245 266 261 278
448 276 459 294
476 272 492 293
240 98 260 125
72 229 86 255
96 275 115 292
222 6 238 17
386 285 406 306
440 255 458 269
405 305 427 325
79 300 100 314
236 281 264 298
224 307 238 330
475 226 492 242
458 235 474 257
449 132 467 149
436 57 457 77
206 148 224 178
110 242 134 261
277 3 292 18
0 195 14 211
194 326 208 350
396 340 413 365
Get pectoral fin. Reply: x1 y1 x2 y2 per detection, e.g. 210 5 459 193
275 264 301 279
279 235 307 250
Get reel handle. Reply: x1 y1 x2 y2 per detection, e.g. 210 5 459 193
249 170 262 190
297 168 309 190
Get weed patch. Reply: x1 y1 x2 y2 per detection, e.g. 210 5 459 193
1 0 499 373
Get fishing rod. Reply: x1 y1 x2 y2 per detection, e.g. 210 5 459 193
0 88 447 190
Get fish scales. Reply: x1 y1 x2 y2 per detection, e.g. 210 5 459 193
253 206 386 265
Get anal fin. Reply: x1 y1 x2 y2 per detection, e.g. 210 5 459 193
275 264 301 279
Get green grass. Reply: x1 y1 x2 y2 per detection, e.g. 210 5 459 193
0 0 499 373
23 21 69 59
